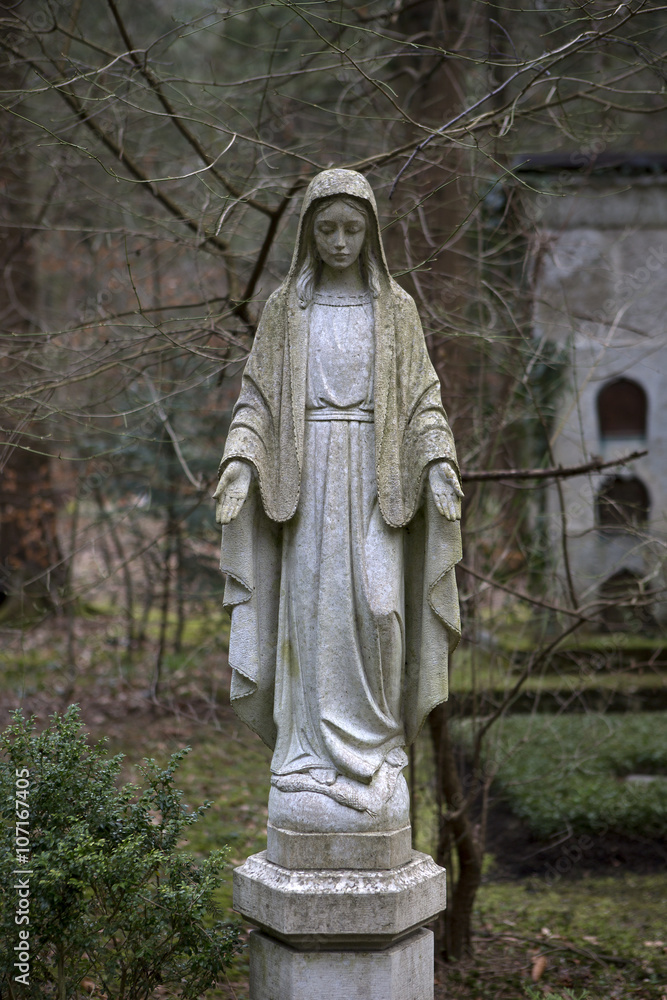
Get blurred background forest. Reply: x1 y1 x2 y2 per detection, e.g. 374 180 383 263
1 1 666 997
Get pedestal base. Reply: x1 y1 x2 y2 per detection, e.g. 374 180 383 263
234 850 445 948
249 926 434 1000
234 850 445 999
267 821 412 869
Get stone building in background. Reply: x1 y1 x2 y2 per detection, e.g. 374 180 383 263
518 154 667 629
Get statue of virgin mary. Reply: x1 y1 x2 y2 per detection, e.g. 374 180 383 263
214 169 462 831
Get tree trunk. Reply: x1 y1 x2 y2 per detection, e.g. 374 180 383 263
429 701 483 960
0 63 63 619
391 0 486 963
93 487 135 651
152 517 173 700
173 518 185 654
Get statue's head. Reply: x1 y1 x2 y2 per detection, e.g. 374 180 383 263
296 194 381 307
291 169 389 308
312 197 368 275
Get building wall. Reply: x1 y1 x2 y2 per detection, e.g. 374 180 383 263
528 174 667 626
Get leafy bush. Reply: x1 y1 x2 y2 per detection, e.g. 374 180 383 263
458 712 667 840
0 705 238 999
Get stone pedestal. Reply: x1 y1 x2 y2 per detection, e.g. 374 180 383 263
266 822 413 870
248 927 433 1000
233 849 446 1000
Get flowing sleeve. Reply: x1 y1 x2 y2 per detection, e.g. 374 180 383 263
218 287 302 747
397 291 459 511
220 480 281 749
387 286 462 743
403 491 462 744
218 287 300 523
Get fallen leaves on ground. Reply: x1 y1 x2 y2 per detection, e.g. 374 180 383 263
531 954 548 981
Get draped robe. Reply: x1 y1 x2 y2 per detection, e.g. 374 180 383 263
219 169 462 787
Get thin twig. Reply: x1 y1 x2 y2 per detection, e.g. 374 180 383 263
491 931 634 967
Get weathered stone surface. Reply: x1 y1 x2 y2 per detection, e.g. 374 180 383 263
217 169 459 998
233 850 446 948
266 821 412 870
267 771 410 834
248 927 435 1000
216 169 463 835
526 174 667 626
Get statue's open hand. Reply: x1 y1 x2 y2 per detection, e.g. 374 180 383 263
213 460 252 525
429 461 463 521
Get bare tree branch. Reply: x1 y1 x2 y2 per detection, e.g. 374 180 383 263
461 449 647 483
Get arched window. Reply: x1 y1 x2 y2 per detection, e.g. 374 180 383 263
597 378 647 439
599 569 654 630
596 476 649 531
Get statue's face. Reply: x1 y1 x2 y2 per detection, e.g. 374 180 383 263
313 199 367 272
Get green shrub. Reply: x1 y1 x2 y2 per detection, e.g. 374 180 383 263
458 713 667 840
0 705 238 999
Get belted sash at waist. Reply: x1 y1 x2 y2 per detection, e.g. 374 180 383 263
305 407 374 423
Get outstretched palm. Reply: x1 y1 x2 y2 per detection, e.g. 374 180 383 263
213 460 252 524
429 461 463 521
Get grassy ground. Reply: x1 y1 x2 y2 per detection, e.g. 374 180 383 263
92 707 667 1000
448 875 667 1000
1 615 665 999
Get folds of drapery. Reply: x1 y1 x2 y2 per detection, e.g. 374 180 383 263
218 166 462 757
219 282 463 755
221 473 461 752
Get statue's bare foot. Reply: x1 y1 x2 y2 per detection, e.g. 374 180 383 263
271 749 408 815
310 767 337 785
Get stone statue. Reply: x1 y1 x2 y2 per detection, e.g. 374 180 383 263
214 169 462 849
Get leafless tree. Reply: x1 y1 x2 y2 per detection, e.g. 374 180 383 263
1 0 665 959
